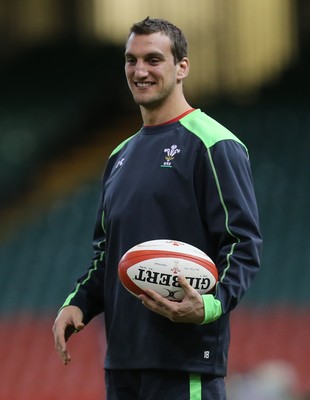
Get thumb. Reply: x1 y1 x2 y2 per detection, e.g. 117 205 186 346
177 275 190 289
177 275 195 296
74 322 85 332
72 314 85 333
64 313 85 341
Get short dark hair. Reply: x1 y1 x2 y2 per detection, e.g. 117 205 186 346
128 17 188 63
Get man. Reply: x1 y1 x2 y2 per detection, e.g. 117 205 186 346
53 17 262 400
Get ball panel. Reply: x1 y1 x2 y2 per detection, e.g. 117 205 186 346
126 239 210 259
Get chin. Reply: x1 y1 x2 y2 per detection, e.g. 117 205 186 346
134 95 164 109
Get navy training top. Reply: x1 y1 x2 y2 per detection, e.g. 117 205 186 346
63 109 262 376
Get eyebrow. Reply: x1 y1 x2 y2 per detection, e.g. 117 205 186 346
125 51 166 59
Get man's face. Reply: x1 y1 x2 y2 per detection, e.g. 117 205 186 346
125 32 180 109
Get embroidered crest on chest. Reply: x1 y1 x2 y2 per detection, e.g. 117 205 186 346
161 145 181 168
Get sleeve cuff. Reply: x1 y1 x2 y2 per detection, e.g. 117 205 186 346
200 294 223 324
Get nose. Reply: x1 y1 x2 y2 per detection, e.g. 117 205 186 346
134 60 148 78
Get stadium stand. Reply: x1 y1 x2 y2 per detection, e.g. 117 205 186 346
0 41 129 206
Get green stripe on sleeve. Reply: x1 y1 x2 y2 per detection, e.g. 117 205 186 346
189 373 202 400
61 257 102 308
206 145 241 286
60 210 106 312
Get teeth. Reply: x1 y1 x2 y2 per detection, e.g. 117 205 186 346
136 82 153 87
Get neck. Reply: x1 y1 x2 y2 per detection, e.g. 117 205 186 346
140 95 192 126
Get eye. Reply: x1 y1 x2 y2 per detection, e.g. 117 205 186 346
148 58 161 66
126 57 136 66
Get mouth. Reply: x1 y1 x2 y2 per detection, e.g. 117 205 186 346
134 82 155 89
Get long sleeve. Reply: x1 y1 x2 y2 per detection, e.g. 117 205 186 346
61 157 116 324
197 139 262 316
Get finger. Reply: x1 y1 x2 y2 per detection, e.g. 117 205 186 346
139 291 174 319
54 335 71 365
53 326 69 364
143 289 171 308
60 347 71 365
53 319 73 365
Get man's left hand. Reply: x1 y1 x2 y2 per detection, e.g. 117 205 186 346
139 275 205 324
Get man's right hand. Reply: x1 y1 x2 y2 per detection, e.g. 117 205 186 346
52 305 85 365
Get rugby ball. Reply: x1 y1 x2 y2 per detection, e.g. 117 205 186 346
118 239 218 301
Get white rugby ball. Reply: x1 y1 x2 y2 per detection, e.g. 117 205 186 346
118 239 218 301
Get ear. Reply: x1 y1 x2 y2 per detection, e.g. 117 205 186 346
177 57 190 81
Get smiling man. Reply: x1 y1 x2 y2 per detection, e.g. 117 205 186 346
125 26 190 124
53 17 262 400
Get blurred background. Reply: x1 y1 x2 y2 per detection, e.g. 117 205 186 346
0 0 309 399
